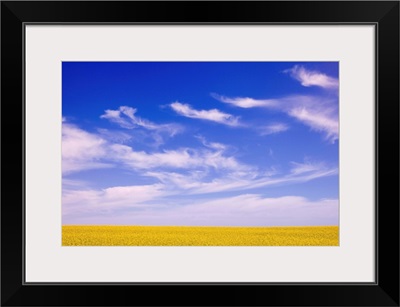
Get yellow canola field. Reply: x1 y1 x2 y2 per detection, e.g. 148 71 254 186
62 225 338 246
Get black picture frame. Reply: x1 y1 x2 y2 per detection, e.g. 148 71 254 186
1 1 399 306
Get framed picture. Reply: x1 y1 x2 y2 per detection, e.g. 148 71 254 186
2 1 399 306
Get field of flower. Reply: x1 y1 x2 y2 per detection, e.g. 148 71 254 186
62 225 338 246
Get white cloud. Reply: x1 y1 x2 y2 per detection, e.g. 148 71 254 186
97 128 132 143
63 121 252 174
62 122 113 174
171 195 338 226
110 143 249 172
63 192 338 226
285 65 339 89
62 122 337 224
213 94 338 143
63 161 113 174
103 184 166 204
260 123 289 136
290 161 326 175
144 171 208 190
141 159 337 195
62 123 338 226
144 169 257 194
62 178 89 188
111 145 199 169
62 124 106 159
63 119 337 201
101 106 183 137
288 107 338 143
195 135 227 151
62 184 167 217
170 102 241 127
192 166 337 194
211 93 278 108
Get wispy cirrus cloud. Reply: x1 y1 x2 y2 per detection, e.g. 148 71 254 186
62 183 169 221
170 102 241 127
142 159 337 195
213 94 338 143
195 135 227 151
259 123 289 136
62 178 90 188
285 65 339 89
97 128 132 143
288 107 338 142
63 184 166 208
101 106 183 137
211 93 278 108
62 121 251 174
63 160 338 224
110 143 250 172
63 190 338 226
62 122 338 225
290 160 328 175
62 122 113 174
63 121 337 197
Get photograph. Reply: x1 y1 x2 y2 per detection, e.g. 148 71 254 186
3 0 398 304
62 61 339 246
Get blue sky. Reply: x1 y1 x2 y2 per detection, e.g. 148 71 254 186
62 62 339 226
